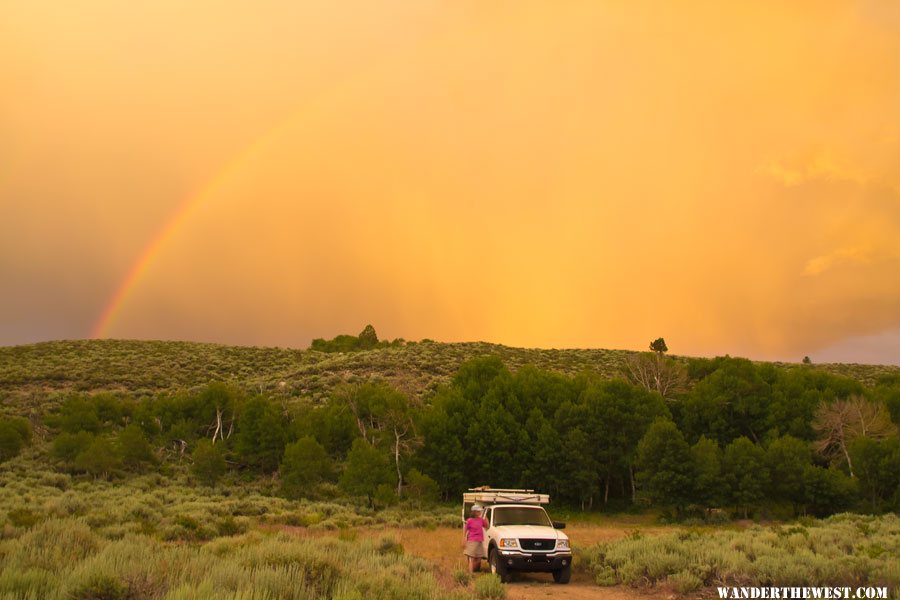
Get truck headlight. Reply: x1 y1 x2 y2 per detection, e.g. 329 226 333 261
557 539 570 550
499 538 518 549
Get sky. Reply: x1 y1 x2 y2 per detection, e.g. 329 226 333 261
2 0 899 364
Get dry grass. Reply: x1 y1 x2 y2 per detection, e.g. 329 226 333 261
0 520 468 600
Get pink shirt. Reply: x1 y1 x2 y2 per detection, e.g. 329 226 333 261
465 517 489 542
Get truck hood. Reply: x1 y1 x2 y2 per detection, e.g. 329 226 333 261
492 524 567 541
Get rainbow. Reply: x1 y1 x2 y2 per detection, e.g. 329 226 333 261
89 23 469 339
90 198 194 339
89 144 257 339
89 88 346 339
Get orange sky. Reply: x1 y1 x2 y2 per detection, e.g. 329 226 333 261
2 0 899 363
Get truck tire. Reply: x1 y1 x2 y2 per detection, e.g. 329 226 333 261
552 562 571 584
488 548 512 583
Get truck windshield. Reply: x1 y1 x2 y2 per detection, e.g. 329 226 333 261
492 507 552 527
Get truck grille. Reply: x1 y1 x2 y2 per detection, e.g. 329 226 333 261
519 539 556 551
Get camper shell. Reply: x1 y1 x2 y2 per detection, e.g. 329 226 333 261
462 486 549 519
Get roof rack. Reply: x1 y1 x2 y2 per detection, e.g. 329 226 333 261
463 486 550 505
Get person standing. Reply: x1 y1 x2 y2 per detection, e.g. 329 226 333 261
463 505 489 573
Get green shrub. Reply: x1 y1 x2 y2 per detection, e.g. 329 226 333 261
452 569 472 587
117 424 156 471
583 514 900 591
39 471 71 490
474 574 506 599
295 512 323 527
404 468 439 506
375 536 404 556
69 573 126 600
4 519 98 571
175 514 200 530
668 570 703 593
52 431 95 465
7 508 41 529
74 437 121 479
216 516 247 537
0 422 24 462
3 417 33 444
0 567 57 598
192 439 226 486
374 484 399 509
593 565 617 586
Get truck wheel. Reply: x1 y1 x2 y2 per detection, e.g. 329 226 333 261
488 548 511 583
552 563 571 584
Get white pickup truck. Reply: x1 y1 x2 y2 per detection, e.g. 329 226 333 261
463 487 572 584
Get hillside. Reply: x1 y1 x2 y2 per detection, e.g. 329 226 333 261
2 339 899 415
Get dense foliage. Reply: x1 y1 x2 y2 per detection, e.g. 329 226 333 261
3 346 891 520
416 355 897 516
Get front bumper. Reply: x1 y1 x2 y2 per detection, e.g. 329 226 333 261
497 551 572 572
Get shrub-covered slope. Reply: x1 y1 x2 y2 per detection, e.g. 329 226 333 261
1 339 898 413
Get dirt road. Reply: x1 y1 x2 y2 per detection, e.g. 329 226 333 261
389 524 673 600
280 520 676 600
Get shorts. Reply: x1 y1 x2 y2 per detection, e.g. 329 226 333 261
464 541 484 558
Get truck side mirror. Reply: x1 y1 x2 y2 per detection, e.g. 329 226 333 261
553 521 566 529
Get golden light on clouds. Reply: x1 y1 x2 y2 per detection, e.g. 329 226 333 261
2 0 899 362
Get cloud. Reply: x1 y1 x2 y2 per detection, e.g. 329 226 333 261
804 246 871 276
804 245 891 276
763 153 868 188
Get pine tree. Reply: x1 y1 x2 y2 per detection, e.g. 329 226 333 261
405 468 439 506
234 397 286 473
765 435 810 513
74 437 121 480
357 325 379 349
118 424 156 471
192 439 226 486
802 465 857 516
280 436 331 499
723 437 768 517
850 437 900 511
635 419 693 515
339 438 392 508
691 436 724 508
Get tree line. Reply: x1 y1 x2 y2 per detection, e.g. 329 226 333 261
30 343 900 517
309 324 405 353
417 352 898 516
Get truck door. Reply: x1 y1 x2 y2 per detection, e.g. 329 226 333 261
482 507 493 556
